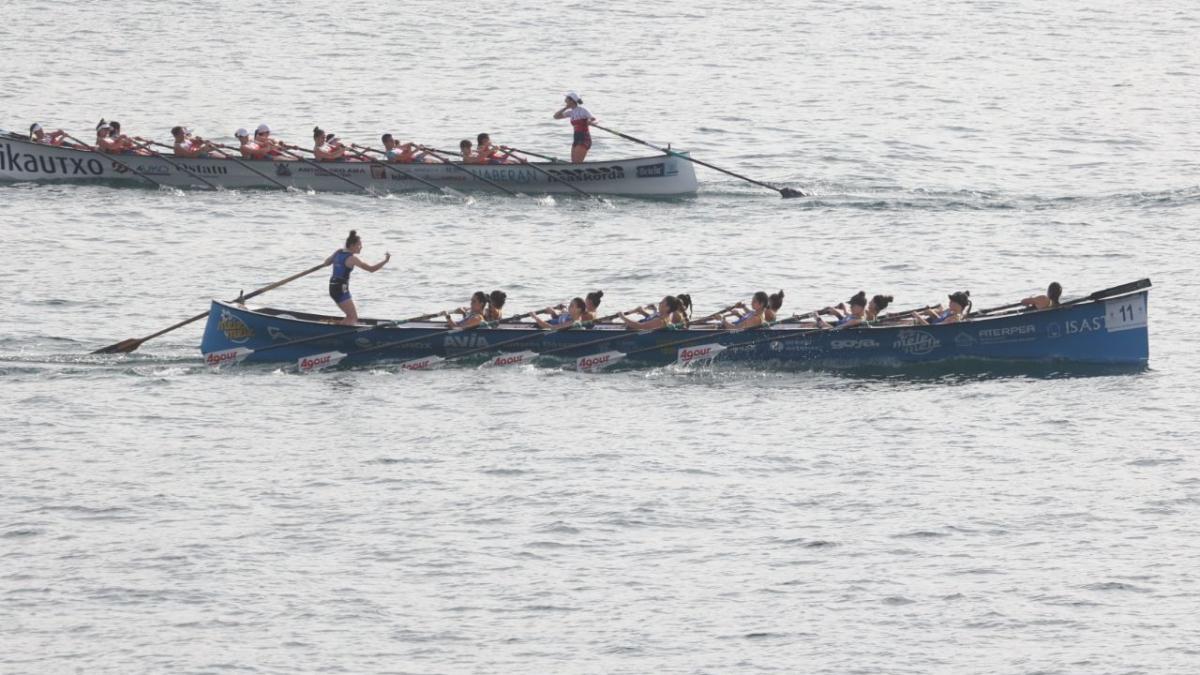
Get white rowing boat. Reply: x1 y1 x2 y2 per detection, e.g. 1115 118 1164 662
0 131 699 196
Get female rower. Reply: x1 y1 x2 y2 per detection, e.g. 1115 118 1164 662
325 229 391 326
584 290 604 321
765 290 785 322
722 291 770 329
476 133 515 165
95 120 120 153
313 127 349 161
381 134 423 163
29 123 66 146
912 291 970 325
447 291 490 329
553 91 596 163
484 290 507 322
106 121 145 155
1021 282 1062 310
458 139 477 163
534 297 586 329
621 295 690 330
171 126 215 158
234 128 259 159
251 124 287 159
820 291 894 328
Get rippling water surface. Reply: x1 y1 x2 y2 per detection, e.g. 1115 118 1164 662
3 1 1200 673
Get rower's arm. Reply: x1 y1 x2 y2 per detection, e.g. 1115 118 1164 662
357 253 391 273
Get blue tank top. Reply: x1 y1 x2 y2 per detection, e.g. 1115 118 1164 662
835 314 857 327
549 313 572 326
734 311 758 326
331 250 353 281
931 309 954 325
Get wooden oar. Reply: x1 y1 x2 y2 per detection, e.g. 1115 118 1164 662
133 138 221 190
92 262 330 354
590 123 805 199
498 145 564 163
345 144 463 196
415 146 523 197
63 133 167 189
276 144 373 194
206 142 292 190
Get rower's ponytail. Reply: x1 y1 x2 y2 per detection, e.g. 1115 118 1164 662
489 290 507 309
345 230 360 248
587 290 604 309
678 293 692 318
872 294 894 311
472 290 489 307
769 290 785 311
753 291 769 307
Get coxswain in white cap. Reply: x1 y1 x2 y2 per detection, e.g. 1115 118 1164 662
553 91 596 163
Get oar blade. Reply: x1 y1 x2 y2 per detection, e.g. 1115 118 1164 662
399 355 444 371
676 343 728 367
91 338 143 355
204 347 253 368
297 351 346 373
576 350 625 372
779 187 805 199
481 350 539 368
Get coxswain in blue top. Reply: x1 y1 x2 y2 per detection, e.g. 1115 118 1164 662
323 229 391 326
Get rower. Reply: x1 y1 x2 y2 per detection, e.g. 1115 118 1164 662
584 290 604 322
95 120 120 153
381 133 423 163
534 297 586 329
324 229 391 326
313 127 350 161
252 123 287 159
484 290 507 321
171 126 216 158
913 291 971 325
476 133 514 165
234 128 259 159
1021 282 1062 310
107 121 147 155
29 123 66 146
621 295 690 330
818 291 868 329
458 139 477 163
447 291 489 329
553 91 596 163
722 291 770 329
765 290 785 322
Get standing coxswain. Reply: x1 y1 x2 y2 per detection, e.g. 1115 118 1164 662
553 91 596 163
325 229 391 326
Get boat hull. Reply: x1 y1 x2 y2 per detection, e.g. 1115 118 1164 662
200 289 1149 371
0 133 699 196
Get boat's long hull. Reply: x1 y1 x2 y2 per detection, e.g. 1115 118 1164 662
199 289 1150 371
0 133 699 196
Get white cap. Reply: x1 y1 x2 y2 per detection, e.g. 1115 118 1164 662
234 128 249 138
30 123 43 132
565 91 582 103
255 123 271 134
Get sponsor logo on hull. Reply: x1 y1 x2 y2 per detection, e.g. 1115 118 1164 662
0 143 105 176
893 330 940 356
218 310 255 343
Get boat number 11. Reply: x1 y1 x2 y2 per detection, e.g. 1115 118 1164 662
1104 295 1147 333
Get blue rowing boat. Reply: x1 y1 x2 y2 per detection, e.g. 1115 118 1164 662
199 280 1150 372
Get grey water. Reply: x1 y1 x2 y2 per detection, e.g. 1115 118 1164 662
3 1 1200 673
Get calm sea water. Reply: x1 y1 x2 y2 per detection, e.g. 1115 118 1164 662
3 1 1200 673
